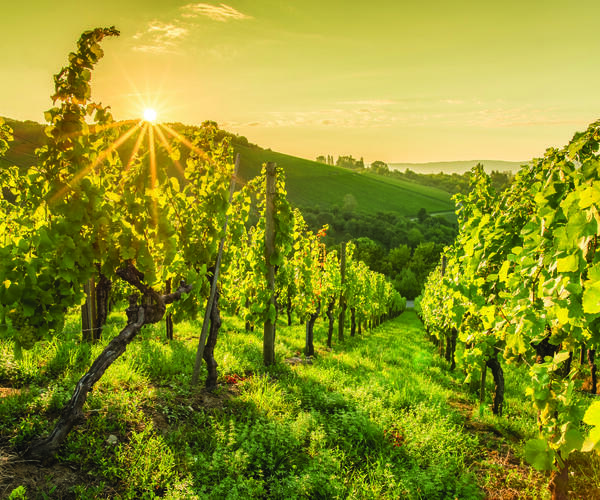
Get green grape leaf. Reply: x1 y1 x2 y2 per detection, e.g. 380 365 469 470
556 254 578 273
559 426 584 455
582 401 600 452
578 185 600 209
62 253 75 270
267 303 277 323
4 282 22 303
582 281 600 314
525 439 554 470
582 427 600 453
584 401 600 426
553 351 571 364
270 251 283 266
498 260 510 283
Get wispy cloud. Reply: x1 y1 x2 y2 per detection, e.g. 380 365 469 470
224 107 398 129
133 22 189 54
223 101 590 131
181 3 253 22
337 99 397 106
131 3 251 54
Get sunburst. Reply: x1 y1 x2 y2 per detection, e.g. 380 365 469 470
48 91 240 225
143 108 157 123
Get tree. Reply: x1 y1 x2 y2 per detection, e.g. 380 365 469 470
386 245 411 275
370 160 389 175
407 227 424 248
395 268 420 299
410 241 442 284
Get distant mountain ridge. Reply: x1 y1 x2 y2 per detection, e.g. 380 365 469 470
389 159 526 175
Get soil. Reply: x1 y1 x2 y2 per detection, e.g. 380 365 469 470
448 397 548 500
0 449 118 499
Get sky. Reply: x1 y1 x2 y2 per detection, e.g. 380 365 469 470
1 0 599 163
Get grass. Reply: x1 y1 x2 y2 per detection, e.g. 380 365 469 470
235 145 454 217
0 310 598 498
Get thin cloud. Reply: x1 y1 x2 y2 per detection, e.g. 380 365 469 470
133 22 188 54
181 3 253 22
225 108 398 129
338 99 397 106
223 102 591 132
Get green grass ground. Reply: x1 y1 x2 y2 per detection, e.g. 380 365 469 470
0 311 598 499
235 145 454 217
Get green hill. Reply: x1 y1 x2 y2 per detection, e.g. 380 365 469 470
2 117 455 218
0 118 45 171
235 145 454 217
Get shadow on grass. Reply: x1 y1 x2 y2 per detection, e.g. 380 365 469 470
172 313 484 499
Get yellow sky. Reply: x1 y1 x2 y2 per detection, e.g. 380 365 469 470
1 1 599 163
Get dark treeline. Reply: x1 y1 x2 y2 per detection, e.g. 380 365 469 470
316 155 514 195
300 205 457 299
394 168 513 195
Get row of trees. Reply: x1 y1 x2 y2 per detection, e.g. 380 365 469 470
316 154 365 170
0 28 405 459
417 126 600 498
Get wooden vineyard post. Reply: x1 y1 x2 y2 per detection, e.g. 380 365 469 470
263 162 277 366
81 277 97 342
338 242 346 342
479 362 487 403
165 278 174 340
191 154 239 386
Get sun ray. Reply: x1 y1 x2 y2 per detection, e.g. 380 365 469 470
89 119 139 136
148 123 159 226
49 121 142 204
159 123 244 184
123 122 148 174
45 119 138 146
159 123 213 164
154 124 186 177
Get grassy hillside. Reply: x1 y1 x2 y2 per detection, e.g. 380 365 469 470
2 118 455 218
389 159 525 175
1 311 597 498
235 145 454 217
0 118 45 170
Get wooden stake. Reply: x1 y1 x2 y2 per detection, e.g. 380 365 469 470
191 154 239 385
338 242 346 342
263 162 277 366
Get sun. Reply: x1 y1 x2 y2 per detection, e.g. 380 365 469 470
143 108 158 123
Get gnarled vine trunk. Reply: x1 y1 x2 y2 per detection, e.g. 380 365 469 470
549 458 569 500
305 305 320 357
286 296 292 326
203 287 221 391
95 272 112 336
326 299 335 348
445 328 457 370
165 278 174 341
533 334 569 498
26 263 192 460
589 349 597 394
486 354 504 416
